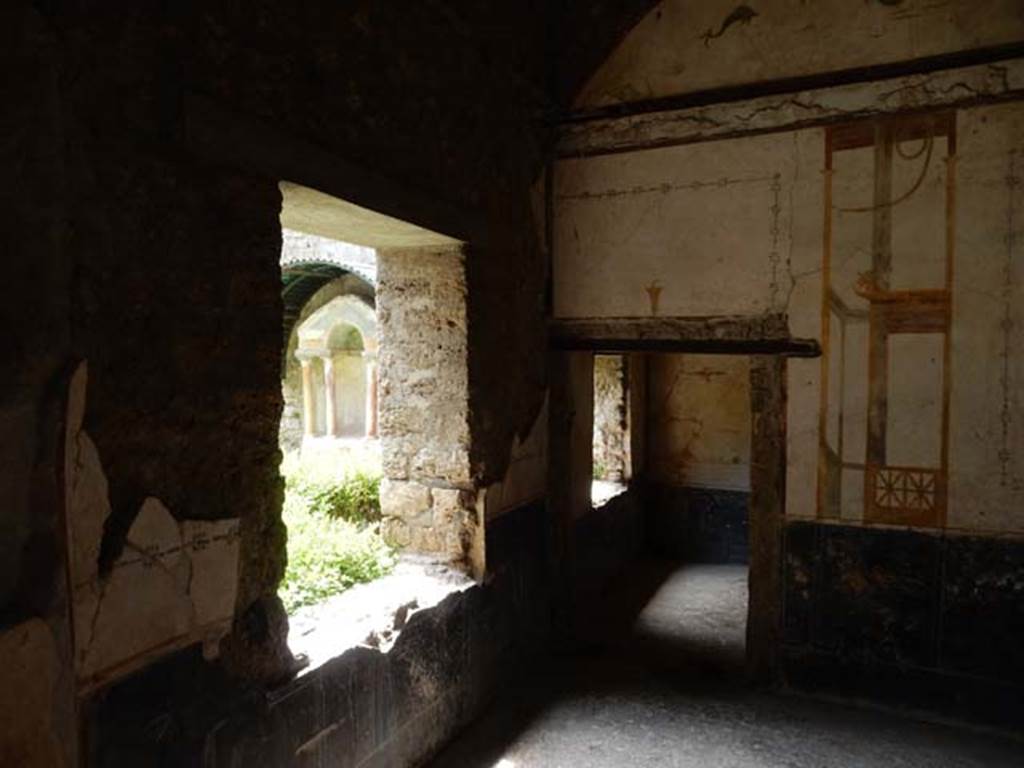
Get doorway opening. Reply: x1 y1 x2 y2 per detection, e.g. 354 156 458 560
639 352 751 676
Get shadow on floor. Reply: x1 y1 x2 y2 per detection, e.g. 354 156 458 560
578 558 749 685
427 557 1024 768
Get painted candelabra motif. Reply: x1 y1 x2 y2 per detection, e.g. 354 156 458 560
818 111 956 528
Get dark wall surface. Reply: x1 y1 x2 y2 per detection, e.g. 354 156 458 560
573 489 647 609
782 521 1024 731
647 485 750 565
1 0 560 682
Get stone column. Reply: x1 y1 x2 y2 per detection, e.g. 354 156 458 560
321 355 338 437
364 353 378 438
377 246 480 574
299 357 316 437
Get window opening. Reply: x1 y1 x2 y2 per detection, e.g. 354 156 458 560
592 353 631 506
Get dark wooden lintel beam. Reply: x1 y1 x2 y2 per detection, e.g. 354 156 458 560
551 335 820 357
550 316 821 357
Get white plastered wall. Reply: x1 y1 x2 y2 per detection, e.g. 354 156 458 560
554 103 1024 534
576 0 1024 109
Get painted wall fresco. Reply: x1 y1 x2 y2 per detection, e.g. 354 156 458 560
575 0 1024 109
554 100 1024 534
819 112 955 528
817 104 1024 532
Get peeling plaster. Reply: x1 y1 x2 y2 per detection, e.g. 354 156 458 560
64 363 240 691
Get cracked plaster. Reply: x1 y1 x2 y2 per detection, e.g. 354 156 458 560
648 354 752 492
574 0 1024 111
561 59 1024 158
64 363 241 691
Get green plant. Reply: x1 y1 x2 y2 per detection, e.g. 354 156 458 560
278 451 394 613
279 502 396 612
287 469 381 522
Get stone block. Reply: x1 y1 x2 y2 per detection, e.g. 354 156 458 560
379 479 431 521
409 527 446 554
381 518 412 548
430 488 467 525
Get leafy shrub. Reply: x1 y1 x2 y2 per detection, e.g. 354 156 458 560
279 503 396 612
278 451 394 613
287 468 381 523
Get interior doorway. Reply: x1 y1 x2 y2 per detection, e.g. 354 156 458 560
566 343 786 682
639 352 752 677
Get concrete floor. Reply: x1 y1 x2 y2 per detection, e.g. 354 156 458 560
429 559 1024 768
